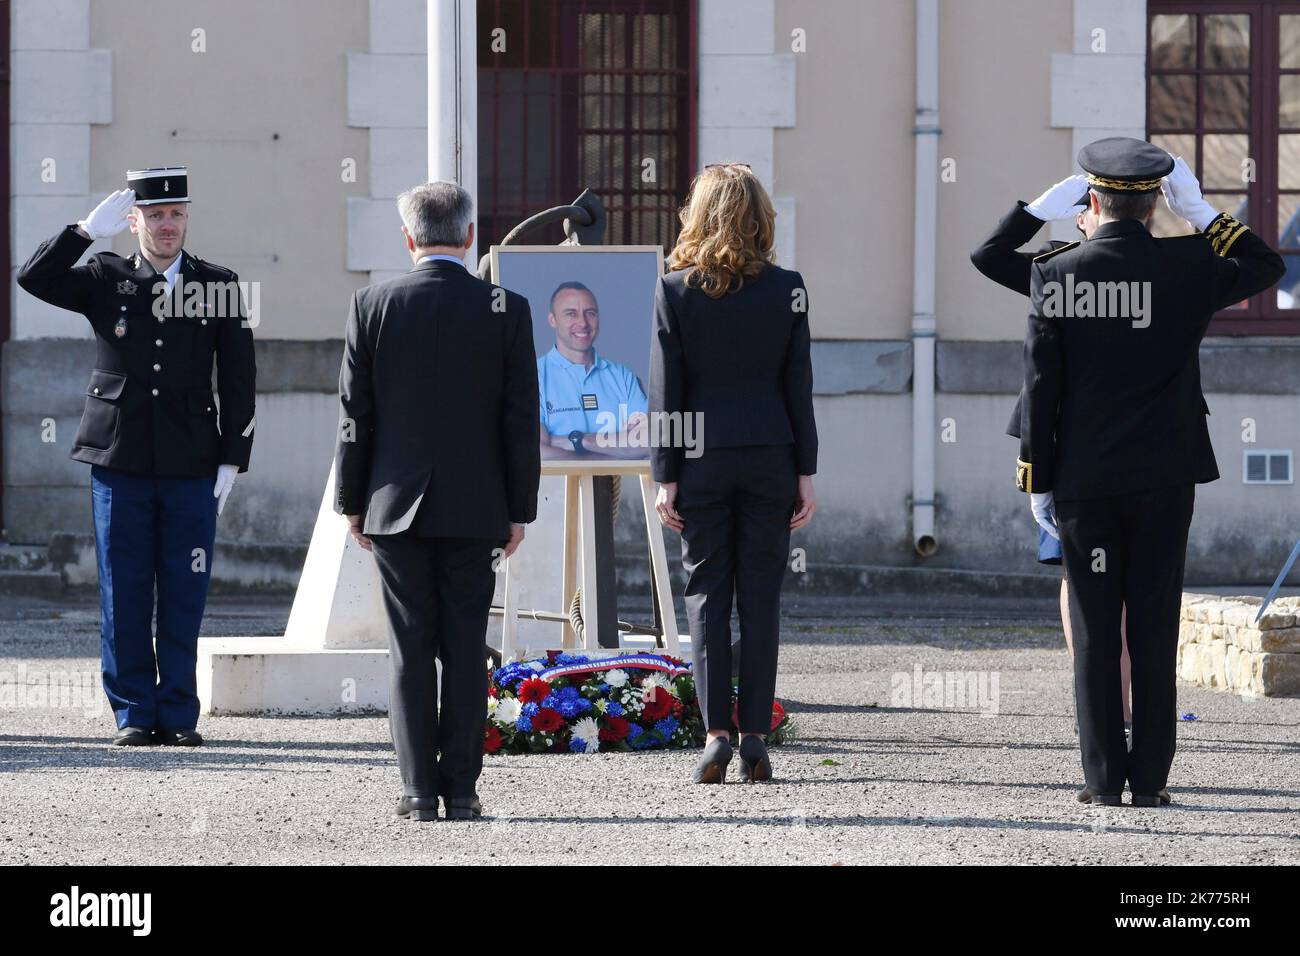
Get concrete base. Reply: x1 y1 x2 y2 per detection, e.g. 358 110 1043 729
197 636 390 715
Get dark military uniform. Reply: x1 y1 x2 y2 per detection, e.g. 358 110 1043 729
1016 142 1284 798
18 227 255 475
16 179 255 738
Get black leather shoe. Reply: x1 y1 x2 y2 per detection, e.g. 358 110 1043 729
692 736 732 784
155 728 203 746
1131 789 1172 807
1076 787 1122 806
396 796 440 821
443 795 483 820
111 727 156 746
737 735 772 783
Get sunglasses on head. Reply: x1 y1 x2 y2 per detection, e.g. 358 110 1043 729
703 162 752 171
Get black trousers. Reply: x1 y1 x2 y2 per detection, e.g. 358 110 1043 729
677 445 797 733
369 532 499 798
1055 484 1195 796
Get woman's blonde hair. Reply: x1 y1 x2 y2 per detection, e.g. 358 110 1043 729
667 163 776 298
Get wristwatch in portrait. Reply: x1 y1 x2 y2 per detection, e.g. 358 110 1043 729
568 430 586 453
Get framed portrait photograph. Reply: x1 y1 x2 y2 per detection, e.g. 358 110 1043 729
490 244 665 469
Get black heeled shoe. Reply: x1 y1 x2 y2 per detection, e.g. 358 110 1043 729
692 736 732 784
737 735 771 783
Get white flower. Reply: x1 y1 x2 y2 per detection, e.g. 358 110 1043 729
604 669 628 688
571 717 601 753
528 661 545 671
642 674 675 699
593 698 609 714
487 696 498 715
492 697 521 727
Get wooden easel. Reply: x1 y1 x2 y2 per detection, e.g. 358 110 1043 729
498 460 681 661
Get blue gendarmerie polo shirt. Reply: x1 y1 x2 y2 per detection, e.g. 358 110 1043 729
538 346 648 437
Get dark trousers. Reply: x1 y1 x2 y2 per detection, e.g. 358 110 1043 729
369 532 499 798
90 464 218 731
677 445 797 733
1055 484 1195 796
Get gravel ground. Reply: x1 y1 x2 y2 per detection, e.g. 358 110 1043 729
1 591 1297 865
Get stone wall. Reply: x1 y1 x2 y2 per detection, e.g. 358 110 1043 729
1178 594 1300 698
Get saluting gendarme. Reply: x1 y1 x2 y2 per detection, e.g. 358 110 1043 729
16 166 257 748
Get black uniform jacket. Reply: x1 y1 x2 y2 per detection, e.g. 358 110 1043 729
1015 212 1283 500
648 263 818 484
17 225 256 476
333 259 541 539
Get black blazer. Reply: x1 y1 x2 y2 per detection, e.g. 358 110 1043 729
333 259 540 538
1019 213 1283 500
17 225 256 477
649 264 817 484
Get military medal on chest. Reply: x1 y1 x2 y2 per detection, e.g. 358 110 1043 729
114 316 128 338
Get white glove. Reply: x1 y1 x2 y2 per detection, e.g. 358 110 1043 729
214 464 239 516
1025 174 1090 221
1030 491 1059 540
1161 155 1218 232
77 189 135 240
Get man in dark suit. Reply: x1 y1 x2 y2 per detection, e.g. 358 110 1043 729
1017 138 1284 807
334 181 540 822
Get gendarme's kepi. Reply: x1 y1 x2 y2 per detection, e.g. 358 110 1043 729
1077 137 1175 194
126 166 190 205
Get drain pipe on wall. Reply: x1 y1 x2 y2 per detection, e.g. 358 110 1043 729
910 0 939 558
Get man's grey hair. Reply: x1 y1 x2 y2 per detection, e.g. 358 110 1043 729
1092 188 1159 224
396 181 473 248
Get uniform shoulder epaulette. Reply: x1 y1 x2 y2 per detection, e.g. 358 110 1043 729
1032 240 1080 263
190 254 236 279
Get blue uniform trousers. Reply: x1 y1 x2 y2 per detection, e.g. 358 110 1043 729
90 465 218 731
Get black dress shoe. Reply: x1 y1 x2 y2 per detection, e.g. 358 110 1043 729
1076 787 1122 806
111 727 156 746
443 795 483 820
396 796 440 821
1131 789 1172 807
692 736 732 784
155 728 203 747
737 735 772 783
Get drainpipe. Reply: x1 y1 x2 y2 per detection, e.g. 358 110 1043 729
910 0 939 557
428 0 478 264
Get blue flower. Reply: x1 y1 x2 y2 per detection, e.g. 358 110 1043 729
576 698 593 713
557 698 582 718
631 732 655 749
569 736 587 753
521 702 539 717
626 723 643 739
605 701 624 717
515 715 533 733
541 693 560 710
655 716 678 737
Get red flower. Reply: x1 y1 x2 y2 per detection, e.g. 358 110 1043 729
642 687 673 721
599 716 630 742
730 698 788 732
519 677 550 705
533 707 564 733
488 685 498 698
671 698 684 718
484 725 502 754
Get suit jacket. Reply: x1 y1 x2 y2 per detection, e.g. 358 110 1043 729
649 264 817 484
1018 213 1284 501
333 259 540 538
16 226 256 477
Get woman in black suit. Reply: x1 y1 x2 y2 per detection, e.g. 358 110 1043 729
649 163 818 784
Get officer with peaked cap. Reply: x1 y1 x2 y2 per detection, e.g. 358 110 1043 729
17 166 256 747
1015 137 1283 806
